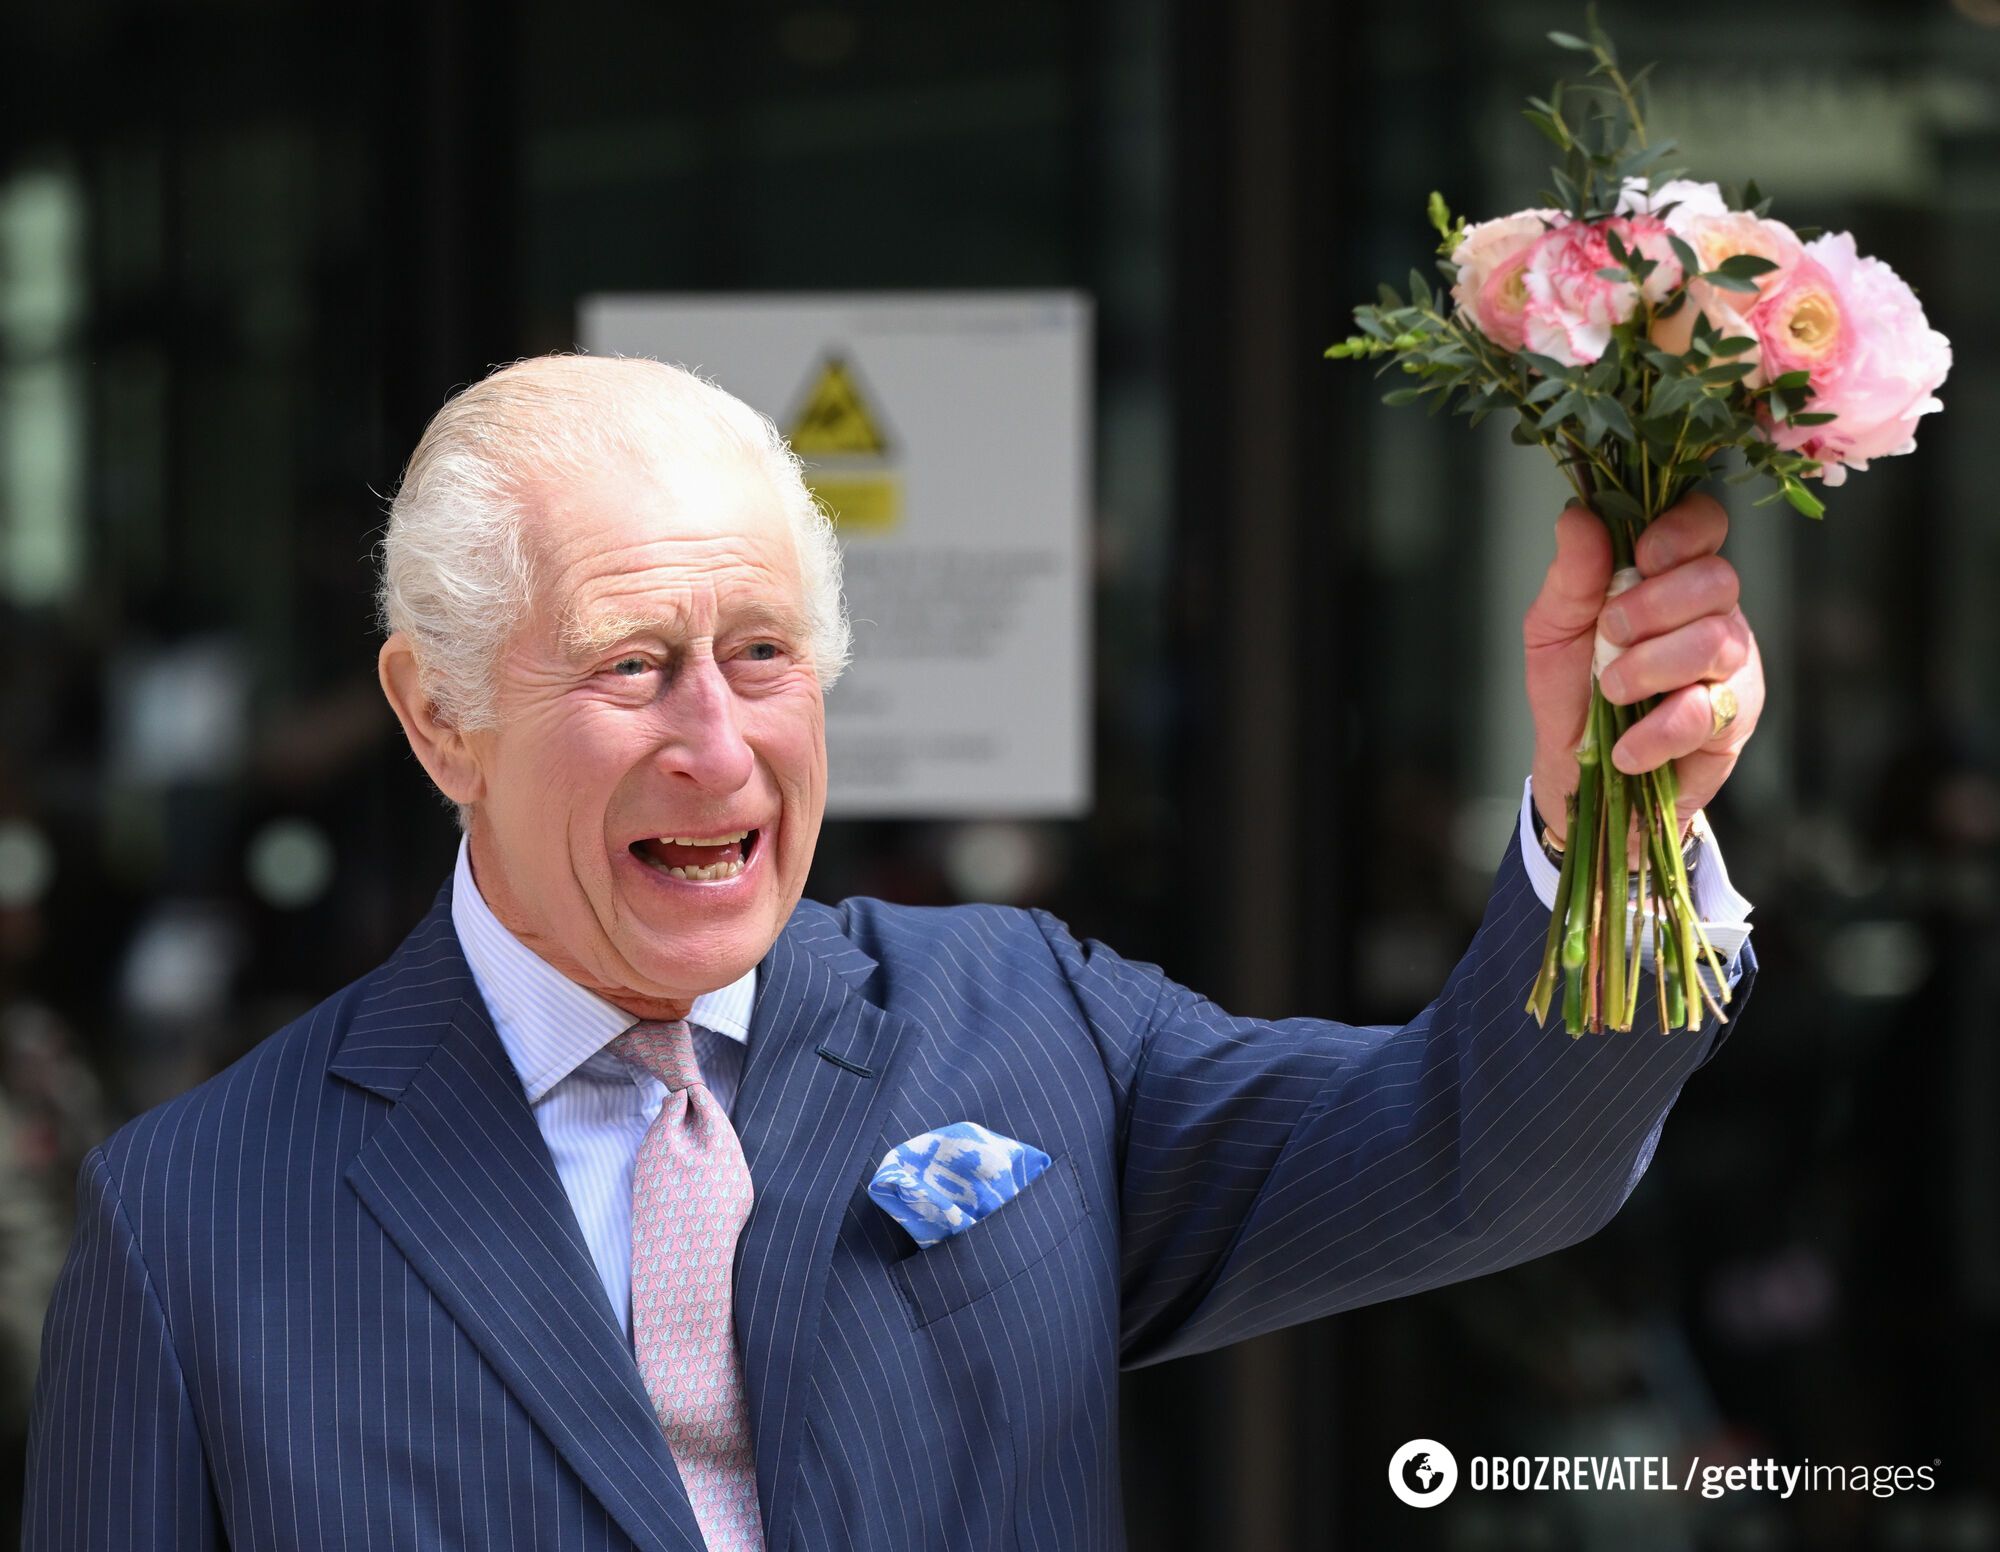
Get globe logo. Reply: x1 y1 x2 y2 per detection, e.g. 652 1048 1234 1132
1388 1438 1458 1508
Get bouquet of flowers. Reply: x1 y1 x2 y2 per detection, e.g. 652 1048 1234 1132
1330 13 1950 1036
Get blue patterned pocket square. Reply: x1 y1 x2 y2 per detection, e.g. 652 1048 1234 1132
868 1122 1053 1249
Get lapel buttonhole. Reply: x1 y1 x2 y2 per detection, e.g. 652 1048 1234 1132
815 1044 875 1078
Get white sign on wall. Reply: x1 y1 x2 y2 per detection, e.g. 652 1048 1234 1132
579 291 1092 818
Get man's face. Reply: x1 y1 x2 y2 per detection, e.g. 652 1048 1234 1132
461 447 826 1011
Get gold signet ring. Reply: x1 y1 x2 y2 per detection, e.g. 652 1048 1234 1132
1707 682 1740 742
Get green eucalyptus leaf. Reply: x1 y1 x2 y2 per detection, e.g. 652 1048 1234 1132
1523 109 1570 149
1713 253 1780 281
1519 350 1576 381
1649 377 1698 416
1593 486 1645 524
1538 390 1582 429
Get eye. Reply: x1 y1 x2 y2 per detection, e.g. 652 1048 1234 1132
609 655 652 677
743 641 781 662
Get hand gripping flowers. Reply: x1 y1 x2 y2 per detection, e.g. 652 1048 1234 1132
1330 21 1949 1035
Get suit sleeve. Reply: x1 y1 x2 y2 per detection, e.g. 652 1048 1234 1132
22 1147 223 1549
1032 819 1759 1372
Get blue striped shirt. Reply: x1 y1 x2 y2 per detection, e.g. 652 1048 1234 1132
451 836 756 1342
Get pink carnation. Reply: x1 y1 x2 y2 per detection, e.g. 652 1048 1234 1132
1521 215 1684 366
1449 209 1557 351
1753 232 1950 485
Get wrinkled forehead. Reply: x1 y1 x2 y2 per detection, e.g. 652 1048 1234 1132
519 444 806 635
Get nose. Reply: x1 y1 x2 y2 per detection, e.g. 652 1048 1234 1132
653 653 756 794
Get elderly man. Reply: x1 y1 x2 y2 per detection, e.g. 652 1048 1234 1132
25 354 1761 1551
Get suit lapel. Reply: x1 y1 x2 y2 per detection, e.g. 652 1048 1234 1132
331 895 709 1552
729 913 924 1552
330 892 924 1552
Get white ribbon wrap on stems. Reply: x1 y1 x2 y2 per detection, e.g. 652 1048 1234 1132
1591 564 1644 684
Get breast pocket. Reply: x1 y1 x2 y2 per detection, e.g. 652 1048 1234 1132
890 1151 1090 1329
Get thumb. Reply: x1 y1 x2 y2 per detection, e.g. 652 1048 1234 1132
1526 500 1615 646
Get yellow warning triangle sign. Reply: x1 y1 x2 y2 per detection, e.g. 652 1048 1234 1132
785 356 890 458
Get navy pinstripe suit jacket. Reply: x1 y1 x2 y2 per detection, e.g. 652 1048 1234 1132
24 826 1755 1551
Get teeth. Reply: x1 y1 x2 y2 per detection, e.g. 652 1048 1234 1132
660 857 747 882
657 831 749 847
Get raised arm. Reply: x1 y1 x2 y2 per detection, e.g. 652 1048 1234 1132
1037 821 1756 1372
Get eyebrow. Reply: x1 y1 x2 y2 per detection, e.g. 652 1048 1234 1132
560 601 813 661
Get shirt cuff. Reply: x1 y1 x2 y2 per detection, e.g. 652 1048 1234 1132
1519 773 1753 986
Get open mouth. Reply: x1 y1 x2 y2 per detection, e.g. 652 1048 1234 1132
629 828 761 882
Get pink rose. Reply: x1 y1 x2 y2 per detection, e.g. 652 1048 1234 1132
1521 215 1684 366
1752 233 1950 485
1449 209 1557 351
1649 213 1803 384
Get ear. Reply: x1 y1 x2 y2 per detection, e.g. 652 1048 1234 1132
378 632 487 807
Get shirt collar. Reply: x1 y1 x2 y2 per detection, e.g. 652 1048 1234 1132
450 835 757 1104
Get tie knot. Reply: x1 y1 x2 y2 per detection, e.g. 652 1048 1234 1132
609 1019 701 1092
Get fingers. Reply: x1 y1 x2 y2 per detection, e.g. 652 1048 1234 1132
1599 607 1751 706
1526 501 1615 642
1597 553 1740 646
1609 682 1710 772
1634 491 1728 575
1608 634 1763 774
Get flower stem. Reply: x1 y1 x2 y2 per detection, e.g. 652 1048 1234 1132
1598 691 1628 1026
1563 721 1601 975
1626 807 1648 1027
1528 788 1582 1029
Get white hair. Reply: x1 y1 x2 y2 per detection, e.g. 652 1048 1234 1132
376 353 852 737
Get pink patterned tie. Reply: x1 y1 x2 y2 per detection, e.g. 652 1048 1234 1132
608 1020 765 1551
